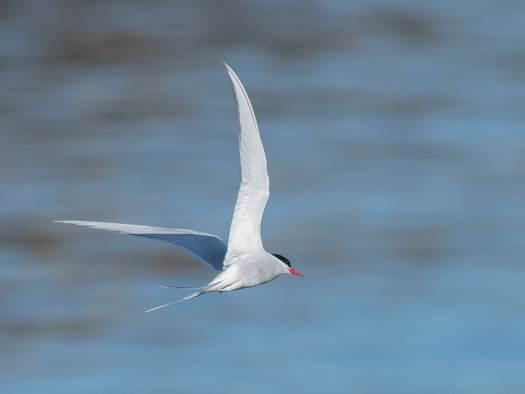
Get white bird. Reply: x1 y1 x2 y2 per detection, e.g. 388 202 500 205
56 64 303 312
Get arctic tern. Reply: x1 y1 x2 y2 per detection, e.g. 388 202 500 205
56 64 303 312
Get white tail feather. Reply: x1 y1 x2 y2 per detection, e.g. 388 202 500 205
144 291 203 313
159 284 203 289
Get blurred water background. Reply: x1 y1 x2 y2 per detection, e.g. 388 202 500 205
2 0 525 393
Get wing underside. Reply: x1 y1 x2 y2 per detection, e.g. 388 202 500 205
55 220 227 271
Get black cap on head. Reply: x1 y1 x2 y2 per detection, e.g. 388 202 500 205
272 253 291 267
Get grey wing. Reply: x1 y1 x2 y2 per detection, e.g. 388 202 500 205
55 220 227 271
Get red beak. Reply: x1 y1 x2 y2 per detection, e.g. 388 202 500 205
288 268 304 278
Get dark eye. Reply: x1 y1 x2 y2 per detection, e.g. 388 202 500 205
272 253 291 267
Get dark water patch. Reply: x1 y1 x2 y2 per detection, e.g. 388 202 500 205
360 8 437 44
0 221 63 255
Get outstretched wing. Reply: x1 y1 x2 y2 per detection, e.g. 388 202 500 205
224 64 270 263
55 220 227 271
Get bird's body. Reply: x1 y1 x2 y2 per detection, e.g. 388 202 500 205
216 252 290 291
56 64 303 312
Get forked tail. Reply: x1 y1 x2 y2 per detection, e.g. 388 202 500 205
145 291 204 313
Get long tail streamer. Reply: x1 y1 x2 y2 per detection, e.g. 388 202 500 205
145 291 204 313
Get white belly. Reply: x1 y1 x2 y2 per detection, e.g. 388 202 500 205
208 255 284 292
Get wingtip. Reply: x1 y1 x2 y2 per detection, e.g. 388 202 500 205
222 62 236 76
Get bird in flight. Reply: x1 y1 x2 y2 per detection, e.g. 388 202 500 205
56 64 303 312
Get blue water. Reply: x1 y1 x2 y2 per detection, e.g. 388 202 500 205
1 1 525 393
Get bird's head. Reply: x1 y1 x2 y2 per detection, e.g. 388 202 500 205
272 253 304 277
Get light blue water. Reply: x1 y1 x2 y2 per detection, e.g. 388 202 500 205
1 1 525 393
